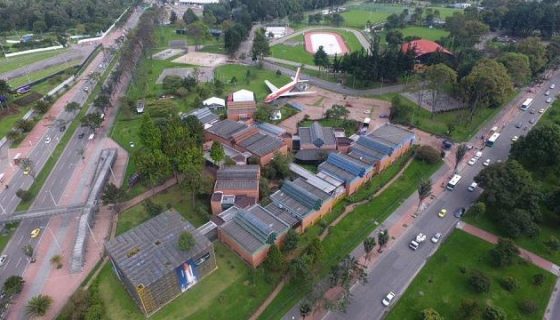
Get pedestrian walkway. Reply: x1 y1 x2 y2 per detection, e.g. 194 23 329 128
457 222 560 276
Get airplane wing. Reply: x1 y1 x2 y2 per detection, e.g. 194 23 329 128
264 80 279 93
278 91 316 98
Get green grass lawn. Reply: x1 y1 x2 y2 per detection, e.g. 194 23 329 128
116 184 209 236
215 64 291 102
387 230 556 320
271 30 364 66
8 60 80 88
379 93 516 142
0 224 17 253
258 158 442 319
400 26 449 41
96 242 279 320
0 49 67 74
0 104 33 138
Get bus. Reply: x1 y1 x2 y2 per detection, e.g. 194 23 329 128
520 98 533 111
486 132 501 147
447 174 462 191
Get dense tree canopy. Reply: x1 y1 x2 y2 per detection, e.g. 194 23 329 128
510 123 560 168
497 52 531 86
461 58 513 110
0 0 133 33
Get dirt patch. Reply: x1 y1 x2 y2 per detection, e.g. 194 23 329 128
172 51 228 67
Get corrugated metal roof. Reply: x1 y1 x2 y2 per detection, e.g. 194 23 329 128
256 122 286 137
207 120 247 140
326 153 368 177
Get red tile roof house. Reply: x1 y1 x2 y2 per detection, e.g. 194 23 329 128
210 165 260 215
401 39 453 65
226 89 257 122
205 119 289 166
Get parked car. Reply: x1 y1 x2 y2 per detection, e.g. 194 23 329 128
483 159 491 166
539 108 545 114
454 207 466 218
515 122 523 128
431 233 442 243
409 233 426 251
547 97 553 103
438 209 447 218
0 255 7 266
382 292 396 306
511 136 519 142
529 108 536 114
44 136 51 144
442 140 453 150
468 158 477 166
475 151 483 159
551 83 556 89
545 90 551 96
78 132 85 139
529 118 536 124
468 182 478 192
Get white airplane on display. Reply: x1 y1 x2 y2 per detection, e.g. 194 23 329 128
264 67 315 103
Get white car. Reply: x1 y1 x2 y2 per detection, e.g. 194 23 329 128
551 83 556 89
0 254 7 266
545 90 551 96
83 87 89 92
547 97 553 103
468 182 478 192
475 151 483 159
467 158 477 166
539 108 545 114
483 159 491 166
382 291 396 307
511 135 519 142
431 233 442 243
44 136 51 144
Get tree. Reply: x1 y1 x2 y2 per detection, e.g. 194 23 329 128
517 37 548 75
138 114 162 151
458 299 481 319
363 236 376 261
390 95 415 125
93 95 110 110
469 270 491 293
498 52 531 86
16 189 32 201
283 229 299 252
33 100 49 114
265 244 286 273
64 102 80 113
203 11 217 26
178 232 196 252
16 119 34 132
289 255 313 287
134 149 172 188
378 229 389 248
289 11 305 24
299 302 312 319
325 105 349 124
169 11 177 24
313 46 329 72
224 23 247 55
306 238 324 264
425 63 457 116
510 123 560 168
143 199 163 217
455 144 468 171
183 8 199 25
489 238 519 267
470 202 486 218
331 13 345 27
251 29 270 61
186 21 210 48
475 160 542 237
26 294 53 317
80 112 103 131
209 141 225 165
23 244 33 259
385 30 404 48
417 179 432 207
415 146 440 164
445 13 489 47
50 254 63 269
3 276 24 296
462 59 513 120
421 308 444 320
101 183 126 212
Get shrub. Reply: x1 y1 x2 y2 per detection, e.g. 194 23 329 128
177 232 195 252
499 276 519 292
458 298 480 319
415 145 441 164
544 236 560 251
532 273 545 287
283 229 299 252
518 299 538 315
16 189 32 202
483 305 507 320
468 270 491 293
489 239 519 267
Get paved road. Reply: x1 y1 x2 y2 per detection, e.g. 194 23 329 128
281 74 560 320
0 6 143 311
0 45 94 82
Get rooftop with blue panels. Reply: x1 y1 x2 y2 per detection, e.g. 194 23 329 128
270 178 331 220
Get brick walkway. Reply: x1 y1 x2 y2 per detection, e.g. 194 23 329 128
458 222 560 276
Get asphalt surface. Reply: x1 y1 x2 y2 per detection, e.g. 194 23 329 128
282 73 560 320
0 6 143 302
326 76 560 319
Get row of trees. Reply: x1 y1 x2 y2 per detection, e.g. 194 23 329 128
0 0 133 33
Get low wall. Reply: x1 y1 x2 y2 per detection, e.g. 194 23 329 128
47 76 75 97
5 45 64 58
77 7 129 44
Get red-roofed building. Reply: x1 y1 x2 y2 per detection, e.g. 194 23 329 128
401 39 453 64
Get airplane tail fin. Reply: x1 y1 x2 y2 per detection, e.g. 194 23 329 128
294 67 301 82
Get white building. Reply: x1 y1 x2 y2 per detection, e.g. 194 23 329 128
232 89 255 103
203 97 226 110
265 27 287 39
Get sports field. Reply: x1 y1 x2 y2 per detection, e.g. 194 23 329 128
0 49 67 74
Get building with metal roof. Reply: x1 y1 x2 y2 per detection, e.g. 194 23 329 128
205 120 289 166
295 122 339 162
211 165 260 215
183 107 219 129
105 210 217 316
218 204 290 267
202 97 226 111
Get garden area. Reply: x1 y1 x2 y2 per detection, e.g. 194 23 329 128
214 64 291 101
387 230 556 320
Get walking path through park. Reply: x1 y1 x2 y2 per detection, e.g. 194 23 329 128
457 222 560 275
